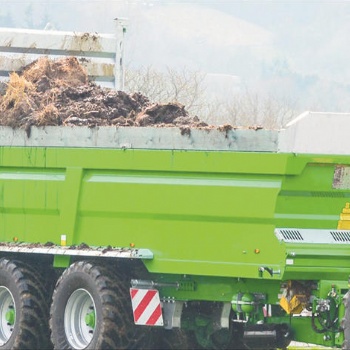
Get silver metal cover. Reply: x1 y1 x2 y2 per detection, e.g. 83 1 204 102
275 228 350 244
0 243 153 259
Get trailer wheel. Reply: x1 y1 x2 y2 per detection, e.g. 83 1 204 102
343 291 350 350
0 258 51 349
50 260 147 349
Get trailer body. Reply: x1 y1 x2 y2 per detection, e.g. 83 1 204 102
0 23 349 350
0 113 348 349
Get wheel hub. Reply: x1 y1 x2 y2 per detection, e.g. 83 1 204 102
0 286 15 346
64 288 96 349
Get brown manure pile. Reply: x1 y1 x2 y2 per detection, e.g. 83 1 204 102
0 57 209 131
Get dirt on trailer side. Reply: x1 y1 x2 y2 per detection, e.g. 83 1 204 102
0 56 212 131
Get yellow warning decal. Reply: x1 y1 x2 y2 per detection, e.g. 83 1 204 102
337 202 350 230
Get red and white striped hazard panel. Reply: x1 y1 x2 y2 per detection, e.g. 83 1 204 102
130 288 163 326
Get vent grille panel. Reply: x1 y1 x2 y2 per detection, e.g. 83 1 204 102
275 228 350 244
280 229 304 241
330 231 350 243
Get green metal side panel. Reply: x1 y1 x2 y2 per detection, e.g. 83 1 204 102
0 147 348 282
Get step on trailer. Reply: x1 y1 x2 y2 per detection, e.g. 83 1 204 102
0 24 349 350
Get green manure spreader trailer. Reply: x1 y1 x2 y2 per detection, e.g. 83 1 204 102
0 112 348 350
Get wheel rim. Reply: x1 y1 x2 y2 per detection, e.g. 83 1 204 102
0 286 15 346
64 288 96 349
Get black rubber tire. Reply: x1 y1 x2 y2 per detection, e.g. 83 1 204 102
0 258 51 350
49 260 149 349
343 291 350 350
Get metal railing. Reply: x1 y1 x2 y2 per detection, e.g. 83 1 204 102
0 19 126 90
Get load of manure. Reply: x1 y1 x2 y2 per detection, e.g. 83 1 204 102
0 56 209 131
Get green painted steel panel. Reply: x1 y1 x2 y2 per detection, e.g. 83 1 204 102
0 146 349 282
